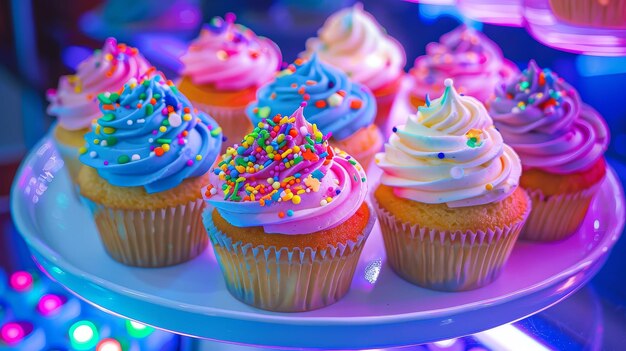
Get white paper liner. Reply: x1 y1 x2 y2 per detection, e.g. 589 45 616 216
53 138 81 183
191 101 252 153
203 205 376 312
521 180 602 242
82 197 208 267
371 193 530 291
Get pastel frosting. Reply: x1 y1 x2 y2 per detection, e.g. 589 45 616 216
204 105 368 235
247 55 376 141
180 13 282 90
410 25 518 103
47 38 152 131
489 60 609 174
301 3 406 92
79 75 223 193
376 79 522 208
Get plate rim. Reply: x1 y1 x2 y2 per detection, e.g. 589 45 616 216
10 136 626 326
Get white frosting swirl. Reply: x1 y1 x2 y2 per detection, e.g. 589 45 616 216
301 3 406 91
376 79 522 208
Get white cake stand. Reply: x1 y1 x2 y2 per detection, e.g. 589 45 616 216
9 134 625 350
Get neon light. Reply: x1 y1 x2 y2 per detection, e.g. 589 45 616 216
125 320 154 338
97 338 122 351
37 294 64 316
475 324 551 351
9 272 33 292
1 322 26 345
69 321 98 350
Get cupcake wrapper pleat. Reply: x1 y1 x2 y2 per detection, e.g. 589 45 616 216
549 0 626 29
204 207 375 312
82 197 208 267
520 180 601 242
372 195 530 291
191 101 252 153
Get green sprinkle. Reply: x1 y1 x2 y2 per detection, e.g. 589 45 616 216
349 159 357 165
258 106 271 119
139 93 146 100
153 93 161 100
101 113 115 122
162 119 170 126
292 156 303 165
519 81 530 90
156 138 171 144
170 85 179 94
142 79 150 86
103 127 116 134
361 177 366 182
210 127 222 137
117 155 130 164
105 137 118 146
97 93 111 104
109 93 119 102
145 104 153 116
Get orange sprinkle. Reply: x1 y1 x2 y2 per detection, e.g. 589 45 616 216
136 103 143 108
274 155 282 161
337 90 347 97
155 147 164 157
278 211 285 218
350 99 363 109
289 129 298 137
291 83 298 88
184 107 190 113
167 106 174 113
315 100 327 108
102 104 115 110
150 98 157 105
303 94 310 101
182 130 189 137
294 58 304 66
298 87 305 95
306 80 316 85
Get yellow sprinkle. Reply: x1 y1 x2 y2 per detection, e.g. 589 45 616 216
297 190 306 195
78 146 87 154
250 194 255 201
183 114 192 121
292 195 301 204
272 182 281 189
266 146 274 153
236 177 245 182
195 155 202 161
281 149 292 158
277 134 285 143
103 127 116 134
326 197 333 203
95 125 101 135
283 192 293 201
486 183 494 191
162 143 170 152
94 139 100 145
236 165 245 173
293 146 300 153
159 126 167 133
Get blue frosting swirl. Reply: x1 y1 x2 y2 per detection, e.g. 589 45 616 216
247 54 376 141
79 75 222 193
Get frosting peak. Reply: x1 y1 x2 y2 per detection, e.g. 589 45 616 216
47 38 152 131
247 54 376 141
180 13 282 90
376 80 522 208
410 25 518 103
489 60 609 174
205 105 368 234
302 3 406 91
79 75 222 193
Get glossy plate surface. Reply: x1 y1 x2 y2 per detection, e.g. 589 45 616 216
11 136 625 350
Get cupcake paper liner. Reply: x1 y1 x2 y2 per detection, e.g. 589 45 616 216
521 180 602 242
82 197 208 267
191 101 252 152
204 205 376 312
549 0 626 29
53 138 82 183
372 195 530 291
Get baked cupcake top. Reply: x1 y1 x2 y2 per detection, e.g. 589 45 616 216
376 79 521 208
301 3 406 92
489 60 609 174
47 38 152 131
79 75 223 193
180 13 282 91
409 25 518 103
247 55 376 141
204 105 368 235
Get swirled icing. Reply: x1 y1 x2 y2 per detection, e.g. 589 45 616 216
376 79 522 208
247 54 376 141
79 75 223 193
204 105 368 234
47 38 152 131
489 60 609 174
180 13 282 90
301 3 406 92
409 25 518 103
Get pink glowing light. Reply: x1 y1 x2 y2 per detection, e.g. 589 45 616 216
37 294 64 316
96 338 122 351
9 272 33 292
1 322 26 345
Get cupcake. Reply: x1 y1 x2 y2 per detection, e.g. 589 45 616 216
549 0 626 29
47 38 152 181
203 105 373 312
301 3 406 129
488 61 609 241
374 79 530 291
178 13 282 151
78 75 223 267
247 55 381 170
408 25 518 109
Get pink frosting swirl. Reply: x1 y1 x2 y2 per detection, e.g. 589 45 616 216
489 60 609 174
180 13 282 90
47 38 152 131
203 106 368 234
410 25 518 103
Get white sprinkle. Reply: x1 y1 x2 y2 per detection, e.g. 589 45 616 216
100 140 108 147
89 151 97 158
327 93 344 107
210 188 217 195
127 78 138 86
137 119 145 124
300 126 308 135
168 113 182 127
148 138 154 143
131 154 140 161
127 120 133 125
450 167 464 179
512 107 521 114
320 199 328 206
444 78 453 87
104 92 111 98
150 152 155 157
